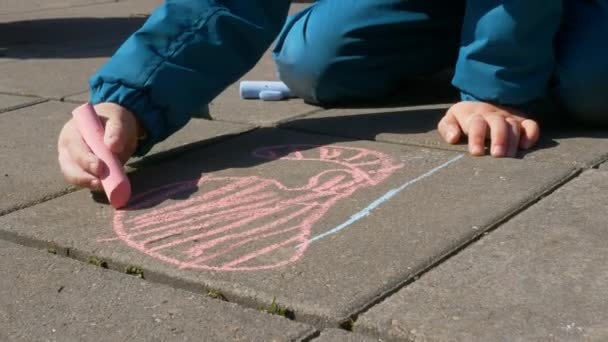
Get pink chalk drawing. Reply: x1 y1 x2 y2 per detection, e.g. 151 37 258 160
112 145 404 271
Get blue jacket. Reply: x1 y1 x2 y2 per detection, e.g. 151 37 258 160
90 0 562 155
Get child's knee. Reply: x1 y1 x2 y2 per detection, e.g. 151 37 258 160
272 0 442 105
274 51 392 106
273 37 337 104
272 6 380 105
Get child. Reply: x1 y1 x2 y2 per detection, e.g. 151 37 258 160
58 0 608 190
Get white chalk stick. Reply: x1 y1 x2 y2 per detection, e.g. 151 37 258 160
240 81 293 99
72 103 131 209
259 90 285 101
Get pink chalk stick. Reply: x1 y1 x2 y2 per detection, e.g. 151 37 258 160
72 103 131 208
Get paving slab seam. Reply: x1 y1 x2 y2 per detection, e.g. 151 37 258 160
61 96 87 105
281 123 608 169
0 237 329 331
0 90 49 99
299 330 323 342
0 238 321 342
59 91 93 103
268 107 328 127
0 128 256 219
127 126 259 168
0 91 72 102
575 150 608 169
0 187 78 218
590 155 608 169
1 130 583 332
300 330 323 342
0 221 377 332
206 106 325 127
0 98 49 114
280 124 468 154
331 167 584 339
0 92 89 103
0 191 343 329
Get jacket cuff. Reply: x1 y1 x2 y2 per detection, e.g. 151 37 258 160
459 91 479 103
89 81 167 156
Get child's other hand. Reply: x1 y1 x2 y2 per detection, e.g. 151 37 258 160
437 101 540 158
57 103 143 190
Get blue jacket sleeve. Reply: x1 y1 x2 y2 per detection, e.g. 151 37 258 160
89 0 291 155
452 1 563 107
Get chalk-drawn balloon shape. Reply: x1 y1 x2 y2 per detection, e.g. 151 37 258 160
113 145 403 271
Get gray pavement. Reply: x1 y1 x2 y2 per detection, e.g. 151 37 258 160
0 239 315 341
0 101 76 215
1 1 607 341
357 170 608 342
0 128 576 327
0 94 46 113
283 105 608 167
0 100 253 216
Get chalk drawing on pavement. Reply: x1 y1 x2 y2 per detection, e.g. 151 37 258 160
108 145 458 272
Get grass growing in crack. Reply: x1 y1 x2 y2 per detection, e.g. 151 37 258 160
207 289 227 301
260 297 291 318
87 256 108 269
124 265 144 278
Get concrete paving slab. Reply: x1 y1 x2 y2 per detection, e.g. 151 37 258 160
0 47 111 98
208 83 318 126
600 162 608 170
357 170 608 342
133 118 255 162
0 101 76 215
282 104 456 151
522 128 608 168
0 0 164 95
0 101 253 216
0 94 45 113
314 329 381 342
1 0 160 52
64 91 89 103
0 240 316 341
283 106 608 167
0 128 576 327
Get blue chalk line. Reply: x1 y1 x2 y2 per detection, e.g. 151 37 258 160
297 154 464 248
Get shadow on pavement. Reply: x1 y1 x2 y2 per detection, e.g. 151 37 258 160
89 104 608 209
1 17 148 59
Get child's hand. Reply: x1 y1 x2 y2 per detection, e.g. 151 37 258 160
437 101 540 158
57 103 143 190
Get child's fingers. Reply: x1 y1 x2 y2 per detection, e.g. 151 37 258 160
486 115 509 157
519 119 540 150
69 136 104 177
506 117 521 158
437 112 462 144
104 114 128 154
466 114 488 156
58 150 102 190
